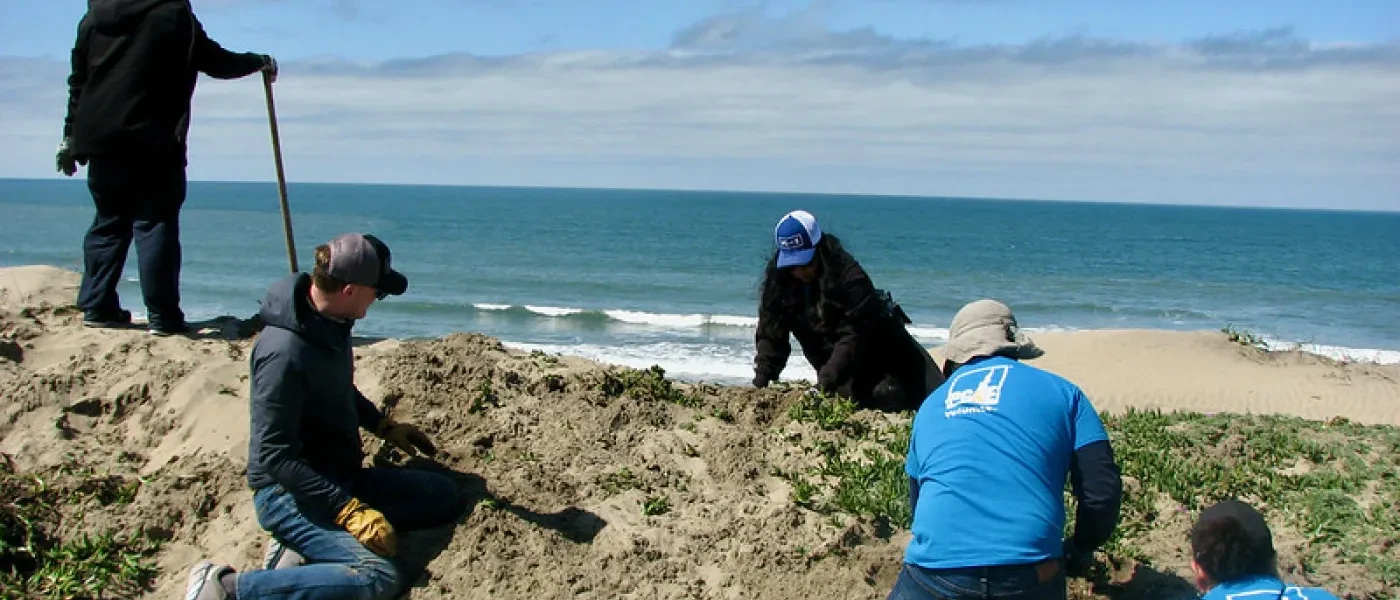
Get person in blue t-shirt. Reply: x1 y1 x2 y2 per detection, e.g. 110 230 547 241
1190 499 1341 600
890 299 1122 600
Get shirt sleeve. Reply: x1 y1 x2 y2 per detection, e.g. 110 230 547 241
187 12 266 79
754 304 792 383
904 417 920 478
1068 440 1122 552
63 17 91 139
817 265 881 391
354 387 386 431
1066 386 1120 552
1071 389 1109 450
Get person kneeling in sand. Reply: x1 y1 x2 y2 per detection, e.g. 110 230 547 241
891 299 1122 600
1189 499 1340 600
753 210 942 411
186 233 464 600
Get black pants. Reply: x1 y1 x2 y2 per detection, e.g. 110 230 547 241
838 329 945 412
77 153 187 328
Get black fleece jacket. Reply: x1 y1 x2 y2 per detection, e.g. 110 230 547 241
755 257 931 407
64 0 266 158
246 274 386 515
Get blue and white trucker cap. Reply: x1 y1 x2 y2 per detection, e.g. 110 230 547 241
774 210 822 268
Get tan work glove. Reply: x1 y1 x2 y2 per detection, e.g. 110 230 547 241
335 497 397 556
375 417 438 457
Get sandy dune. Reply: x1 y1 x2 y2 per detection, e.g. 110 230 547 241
3 266 1397 599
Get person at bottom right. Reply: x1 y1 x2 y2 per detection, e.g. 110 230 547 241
1189 499 1340 600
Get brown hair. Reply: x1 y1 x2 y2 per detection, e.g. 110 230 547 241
311 244 347 293
1190 514 1276 583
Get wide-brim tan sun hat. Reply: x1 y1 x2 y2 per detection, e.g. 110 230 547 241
939 299 1043 365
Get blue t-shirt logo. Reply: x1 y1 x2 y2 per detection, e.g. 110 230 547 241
945 364 1010 416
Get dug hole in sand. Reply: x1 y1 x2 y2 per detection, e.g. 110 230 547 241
2 265 1398 599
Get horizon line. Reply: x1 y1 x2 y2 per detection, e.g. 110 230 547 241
2 176 1395 215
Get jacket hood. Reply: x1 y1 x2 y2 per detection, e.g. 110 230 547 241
88 0 182 35
259 274 352 349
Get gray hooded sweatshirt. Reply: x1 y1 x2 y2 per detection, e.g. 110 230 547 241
246 273 385 515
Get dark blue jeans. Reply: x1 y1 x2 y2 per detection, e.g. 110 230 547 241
77 153 186 328
887 561 1067 600
235 468 463 600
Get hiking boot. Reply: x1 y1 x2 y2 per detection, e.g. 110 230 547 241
149 320 191 337
262 537 305 570
185 560 234 600
82 309 132 329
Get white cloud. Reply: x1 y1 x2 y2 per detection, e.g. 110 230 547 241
2 15 1397 210
191 0 361 20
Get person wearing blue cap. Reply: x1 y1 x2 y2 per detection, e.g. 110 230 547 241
1189 499 1340 600
753 210 943 411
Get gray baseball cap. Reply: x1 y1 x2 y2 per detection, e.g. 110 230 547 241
325 233 408 296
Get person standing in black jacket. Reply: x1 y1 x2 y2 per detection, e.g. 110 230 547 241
185 233 464 600
753 210 943 411
57 0 277 334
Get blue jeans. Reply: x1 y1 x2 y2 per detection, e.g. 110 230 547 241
887 561 1067 600
235 468 463 600
78 153 186 328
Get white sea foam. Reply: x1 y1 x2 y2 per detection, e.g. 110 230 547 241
1262 340 1400 365
486 302 950 334
523 305 584 317
501 332 1400 388
482 305 1400 368
711 315 760 327
906 326 950 341
503 340 818 384
603 310 758 329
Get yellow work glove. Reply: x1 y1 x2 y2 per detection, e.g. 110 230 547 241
335 497 397 556
375 417 438 457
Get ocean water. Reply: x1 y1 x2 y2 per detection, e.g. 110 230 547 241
2 178 1398 382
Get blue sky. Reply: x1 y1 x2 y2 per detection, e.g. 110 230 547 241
2 0 1398 209
8 1 1399 59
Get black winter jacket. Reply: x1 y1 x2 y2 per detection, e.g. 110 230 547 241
755 248 939 410
64 0 266 158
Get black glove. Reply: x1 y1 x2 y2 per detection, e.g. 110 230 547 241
816 369 838 394
1062 539 1093 577
56 138 82 177
752 373 770 389
261 54 279 83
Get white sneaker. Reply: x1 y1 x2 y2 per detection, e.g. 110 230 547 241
262 537 306 570
185 560 233 600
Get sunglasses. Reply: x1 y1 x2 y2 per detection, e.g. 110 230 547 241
350 284 389 301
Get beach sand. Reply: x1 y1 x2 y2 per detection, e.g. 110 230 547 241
2 265 1397 599
933 330 1400 426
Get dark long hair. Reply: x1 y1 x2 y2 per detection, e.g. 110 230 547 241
1190 514 1278 583
758 233 859 314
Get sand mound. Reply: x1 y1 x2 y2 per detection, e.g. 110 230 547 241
0 266 80 314
2 266 1397 599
